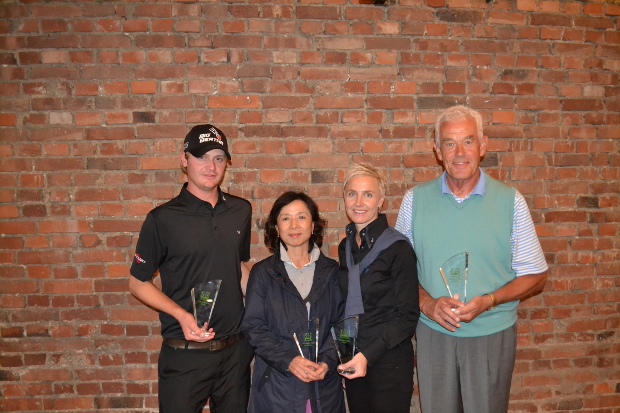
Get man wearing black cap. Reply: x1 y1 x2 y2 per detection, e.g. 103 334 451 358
129 124 254 413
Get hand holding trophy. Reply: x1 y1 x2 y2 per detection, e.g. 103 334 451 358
191 279 222 336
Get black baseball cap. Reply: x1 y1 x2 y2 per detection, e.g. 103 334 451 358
183 124 231 160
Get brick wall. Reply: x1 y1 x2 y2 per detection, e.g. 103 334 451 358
1 0 619 412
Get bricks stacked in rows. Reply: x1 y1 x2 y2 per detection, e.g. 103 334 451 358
0 1 619 412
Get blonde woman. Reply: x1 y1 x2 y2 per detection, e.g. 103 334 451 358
337 163 419 413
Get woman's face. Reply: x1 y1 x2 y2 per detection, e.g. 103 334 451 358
344 175 384 230
276 200 314 251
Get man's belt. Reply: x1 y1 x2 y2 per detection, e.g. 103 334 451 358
163 332 244 351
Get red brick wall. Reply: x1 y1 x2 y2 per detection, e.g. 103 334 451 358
1 1 619 412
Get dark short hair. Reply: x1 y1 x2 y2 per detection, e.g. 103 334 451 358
264 191 327 254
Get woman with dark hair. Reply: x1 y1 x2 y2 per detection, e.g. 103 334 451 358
242 191 345 413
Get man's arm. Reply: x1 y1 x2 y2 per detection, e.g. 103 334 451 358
240 262 250 297
128 276 214 342
457 192 548 322
455 271 547 322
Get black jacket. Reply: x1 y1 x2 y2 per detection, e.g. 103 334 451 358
338 214 420 365
243 250 346 413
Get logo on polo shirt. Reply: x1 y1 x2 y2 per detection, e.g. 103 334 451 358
134 254 146 264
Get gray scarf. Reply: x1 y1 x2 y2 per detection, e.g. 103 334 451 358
344 226 410 318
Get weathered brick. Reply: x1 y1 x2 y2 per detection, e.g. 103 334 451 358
208 95 259 109
296 6 340 20
436 9 483 24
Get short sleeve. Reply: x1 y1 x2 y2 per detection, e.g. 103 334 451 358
510 191 548 276
395 187 415 247
130 213 163 281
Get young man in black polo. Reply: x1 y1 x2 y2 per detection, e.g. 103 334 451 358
129 124 253 413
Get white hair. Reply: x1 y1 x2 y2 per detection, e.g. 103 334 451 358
434 105 484 146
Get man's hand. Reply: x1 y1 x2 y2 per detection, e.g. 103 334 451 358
420 294 465 332
453 294 493 322
178 311 215 342
289 356 326 383
129 277 216 342
338 352 367 379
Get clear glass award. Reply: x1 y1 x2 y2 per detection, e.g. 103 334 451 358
331 316 358 375
439 252 468 303
293 317 319 362
191 279 222 329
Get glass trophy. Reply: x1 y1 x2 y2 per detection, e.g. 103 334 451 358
331 316 358 375
191 279 222 330
293 317 319 362
439 252 468 303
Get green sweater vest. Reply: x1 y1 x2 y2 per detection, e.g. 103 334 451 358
412 174 517 337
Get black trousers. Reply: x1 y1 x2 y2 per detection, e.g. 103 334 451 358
158 337 253 413
345 340 415 413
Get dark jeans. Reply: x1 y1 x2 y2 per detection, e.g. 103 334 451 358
158 337 253 413
345 339 415 413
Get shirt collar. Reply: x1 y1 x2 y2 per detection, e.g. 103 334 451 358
178 183 226 213
279 243 320 270
345 214 389 250
441 168 486 199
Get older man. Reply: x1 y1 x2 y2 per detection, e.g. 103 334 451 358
396 105 548 413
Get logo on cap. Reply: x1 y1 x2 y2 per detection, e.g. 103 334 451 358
184 124 231 160
198 132 223 145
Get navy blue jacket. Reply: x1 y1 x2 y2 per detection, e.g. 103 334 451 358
242 250 346 413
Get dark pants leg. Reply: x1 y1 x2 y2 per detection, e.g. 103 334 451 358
209 338 253 413
158 338 253 413
345 340 414 413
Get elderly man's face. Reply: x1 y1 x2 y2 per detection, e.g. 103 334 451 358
434 117 488 188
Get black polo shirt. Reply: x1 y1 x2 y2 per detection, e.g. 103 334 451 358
130 183 252 339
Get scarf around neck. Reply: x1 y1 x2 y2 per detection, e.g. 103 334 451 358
344 226 410 318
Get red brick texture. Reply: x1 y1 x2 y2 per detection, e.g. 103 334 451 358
1 1 619 412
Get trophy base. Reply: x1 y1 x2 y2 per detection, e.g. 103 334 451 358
337 367 356 375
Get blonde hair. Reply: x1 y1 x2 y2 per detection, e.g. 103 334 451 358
343 162 387 197
434 105 483 146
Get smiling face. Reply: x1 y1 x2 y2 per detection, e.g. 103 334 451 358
434 117 488 195
344 175 385 232
276 200 314 251
181 148 227 201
